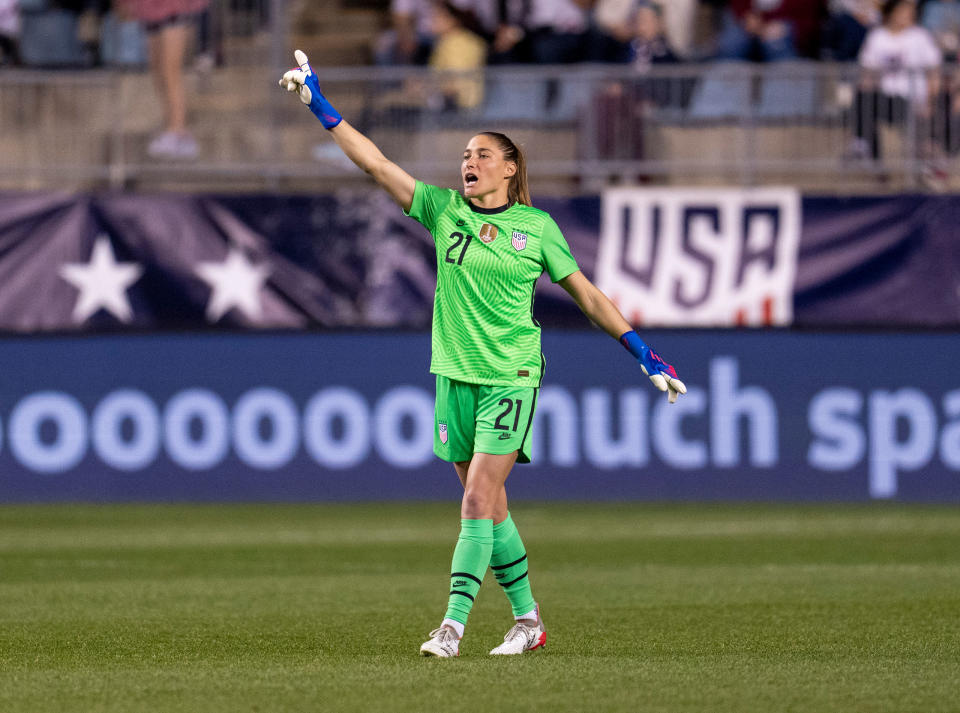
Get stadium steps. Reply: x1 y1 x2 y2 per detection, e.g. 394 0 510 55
213 4 384 69
292 3 384 67
0 63 937 195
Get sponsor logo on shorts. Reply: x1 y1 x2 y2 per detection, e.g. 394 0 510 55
456 219 466 227
439 422 448 444
453 579 468 587
498 432 512 440
512 231 527 251
479 223 498 244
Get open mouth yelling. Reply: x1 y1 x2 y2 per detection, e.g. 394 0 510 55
464 173 478 188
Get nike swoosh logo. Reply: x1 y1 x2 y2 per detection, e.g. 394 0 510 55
498 433 512 440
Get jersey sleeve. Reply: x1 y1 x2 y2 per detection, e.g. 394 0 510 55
541 215 580 283
403 180 455 232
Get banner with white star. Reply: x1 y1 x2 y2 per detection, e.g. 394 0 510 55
0 191 959 331
0 192 439 331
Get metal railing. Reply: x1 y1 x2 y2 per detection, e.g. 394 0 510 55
1 62 957 192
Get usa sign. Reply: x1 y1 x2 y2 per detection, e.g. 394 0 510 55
595 188 801 327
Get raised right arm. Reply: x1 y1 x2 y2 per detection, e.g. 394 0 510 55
280 50 416 213
328 120 416 213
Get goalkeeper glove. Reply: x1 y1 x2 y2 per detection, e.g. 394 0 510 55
279 50 343 129
620 330 687 403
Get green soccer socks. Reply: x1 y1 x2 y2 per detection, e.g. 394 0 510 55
444 518 494 628
490 512 537 618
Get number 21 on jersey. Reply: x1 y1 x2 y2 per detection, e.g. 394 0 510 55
445 231 473 266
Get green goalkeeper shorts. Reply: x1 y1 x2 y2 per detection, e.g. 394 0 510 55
433 375 539 464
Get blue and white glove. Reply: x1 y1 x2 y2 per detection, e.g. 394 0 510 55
620 330 687 403
279 50 343 129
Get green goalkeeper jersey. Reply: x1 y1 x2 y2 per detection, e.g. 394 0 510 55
404 180 580 387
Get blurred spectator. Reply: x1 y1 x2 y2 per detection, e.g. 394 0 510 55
352 0 486 130
656 0 698 58
592 2 682 168
625 1 679 66
374 0 485 65
823 0 881 60
526 0 591 63
374 0 435 65
593 0 642 61
593 0 634 49
716 0 828 61
116 0 209 160
920 0 960 157
460 0 531 64
851 0 942 160
595 0 697 58
0 0 19 65
921 0 960 59
428 0 487 110
193 6 218 71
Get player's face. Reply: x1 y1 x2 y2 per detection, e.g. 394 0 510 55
461 136 516 201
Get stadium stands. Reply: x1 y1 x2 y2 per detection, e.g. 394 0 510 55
0 0 956 193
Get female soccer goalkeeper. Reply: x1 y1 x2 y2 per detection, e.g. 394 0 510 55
280 51 686 658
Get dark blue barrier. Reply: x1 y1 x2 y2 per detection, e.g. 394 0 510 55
0 330 958 502
3 192 960 332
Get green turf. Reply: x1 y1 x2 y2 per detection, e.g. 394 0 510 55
1 503 959 712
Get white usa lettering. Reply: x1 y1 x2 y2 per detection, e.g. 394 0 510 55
595 188 801 327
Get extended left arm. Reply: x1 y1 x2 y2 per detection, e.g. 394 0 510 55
558 270 630 339
559 270 686 403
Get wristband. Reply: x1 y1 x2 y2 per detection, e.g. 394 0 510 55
303 73 343 130
621 329 679 380
619 330 648 360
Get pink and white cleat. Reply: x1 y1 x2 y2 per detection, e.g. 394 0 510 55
489 606 546 655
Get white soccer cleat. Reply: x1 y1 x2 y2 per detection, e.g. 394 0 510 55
419 627 460 658
489 608 546 655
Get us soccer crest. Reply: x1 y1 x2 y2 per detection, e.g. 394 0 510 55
438 422 448 444
479 223 498 244
512 231 527 251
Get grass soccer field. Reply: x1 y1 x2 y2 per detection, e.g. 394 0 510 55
1 503 958 712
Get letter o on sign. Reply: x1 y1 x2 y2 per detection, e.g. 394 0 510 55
374 386 434 468
233 388 300 469
303 388 370 468
92 389 161 471
163 389 230 470
9 391 88 473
